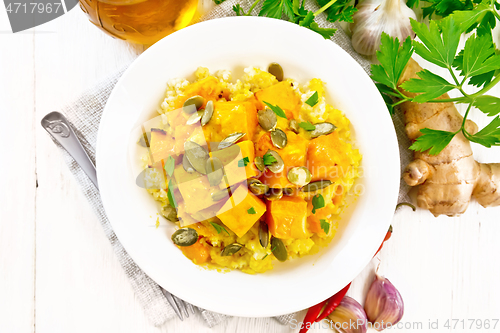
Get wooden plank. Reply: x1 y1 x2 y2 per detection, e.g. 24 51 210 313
32 8 161 333
0 10 36 333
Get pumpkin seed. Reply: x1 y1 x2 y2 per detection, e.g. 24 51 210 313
184 141 209 174
259 222 269 248
265 150 284 173
258 108 277 131
271 129 287 149
310 122 336 138
218 132 246 149
171 228 198 247
161 205 179 222
211 184 238 202
201 100 214 126
206 157 224 186
271 237 287 262
183 95 204 114
182 154 195 173
249 180 270 196
268 63 284 82
211 188 229 202
248 178 261 186
138 131 151 147
301 180 333 192
282 187 295 196
287 167 312 186
221 243 243 256
289 119 300 134
265 187 283 201
254 156 265 172
186 110 203 125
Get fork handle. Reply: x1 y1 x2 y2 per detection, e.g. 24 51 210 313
41 111 99 189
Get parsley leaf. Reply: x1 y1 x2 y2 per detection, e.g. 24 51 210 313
247 207 257 214
233 4 245 16
164 156 175 177
213 0 227 4
264 101 287 119
421 0 473 19
263 152 278 165
320 219 330 234
411 17 461 69
312 194 325 214
298 11 314 27
409 128 457 155
473 96 500 116
299 121 316 131
406 0 419 8
259 0 294 20
400 69 456 103
467 116 500 147
307 22 336 39
305 91 319 107
238 156 250 167
371 33 414 90
167 178 177 208
469 71 496 88
210 222 230 235
461 34 500 78
317 0 358 24
452 4 490 31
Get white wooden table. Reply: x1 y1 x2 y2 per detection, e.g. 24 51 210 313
1 4 500 333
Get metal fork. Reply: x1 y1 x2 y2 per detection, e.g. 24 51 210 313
41 111 196 320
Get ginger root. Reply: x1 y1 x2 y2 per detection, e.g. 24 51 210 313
398 59 500 216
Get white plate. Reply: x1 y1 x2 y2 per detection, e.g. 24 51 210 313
96 16 399 317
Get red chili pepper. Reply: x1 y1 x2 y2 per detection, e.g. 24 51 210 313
374 225 393 257
314 282 351 322
299 299 327 333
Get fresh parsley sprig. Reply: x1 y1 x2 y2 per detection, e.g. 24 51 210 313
372 15 500 155
216 0 357 39
407 0 500 38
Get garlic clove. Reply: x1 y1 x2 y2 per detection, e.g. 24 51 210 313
350 0 417 55
327 296 368 333
364 274 404 331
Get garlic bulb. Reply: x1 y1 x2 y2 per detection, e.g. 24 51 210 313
351 0 416 56
364 274 404 331
327 296 368 333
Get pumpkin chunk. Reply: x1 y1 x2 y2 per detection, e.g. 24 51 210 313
174 76 229 109
174 165 218 215
307 131 351 182
255 81 301 119
149 128 176 163
256 131 308 188
266 196 309 239
216 185 266 238
203 101 258 144
180 239 211 265
211 140 259 185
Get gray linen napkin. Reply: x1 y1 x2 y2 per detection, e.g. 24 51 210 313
52 0 412 328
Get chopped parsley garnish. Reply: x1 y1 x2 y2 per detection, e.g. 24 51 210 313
312 194 325 214
164 156 175 177
167 179 177 208
299 121 316 131
247 207 257 214
320 219 330 234
210 222 230 236
238 156 250 167
263 101 287 119
263 152 278 165
305 91 319 107
262 245 277 260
